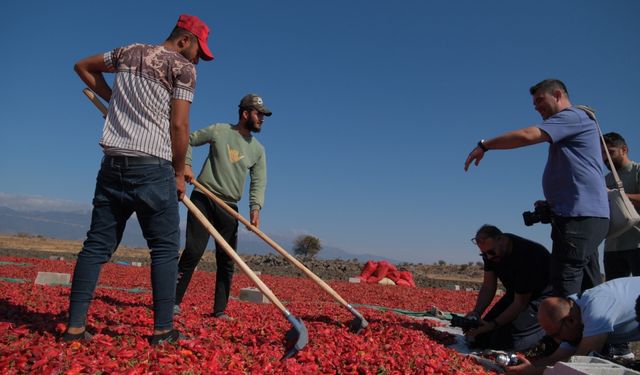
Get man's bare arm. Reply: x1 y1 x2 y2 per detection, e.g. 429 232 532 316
170 98 191 199
74 54 112 103
465 126 551 171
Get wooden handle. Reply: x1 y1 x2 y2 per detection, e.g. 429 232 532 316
82 88 108 117
181 195 290 314
191 179 350 307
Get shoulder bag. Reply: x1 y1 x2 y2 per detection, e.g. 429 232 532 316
576 105 640 239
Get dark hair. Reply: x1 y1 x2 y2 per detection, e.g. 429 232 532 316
603 132 627 148
529 79 569 97
476 224 502 239
166 26 197 43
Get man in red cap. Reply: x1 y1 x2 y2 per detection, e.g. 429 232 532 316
65 14 213 345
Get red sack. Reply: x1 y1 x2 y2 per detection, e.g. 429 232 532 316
396 279 411 286
367 262 390 283
359 261 378 280
386 269 401 284
398 270 416 287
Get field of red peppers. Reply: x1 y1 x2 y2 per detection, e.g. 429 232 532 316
0 256 494 374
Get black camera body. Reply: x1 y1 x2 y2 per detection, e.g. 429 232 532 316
522 204 553 226
450 314 481 330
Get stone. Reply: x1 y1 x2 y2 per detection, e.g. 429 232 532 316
543 355 640 374
131 261 142 267
348 277 361 283
239 287 270 304
35 272 71 286
447 284 461 291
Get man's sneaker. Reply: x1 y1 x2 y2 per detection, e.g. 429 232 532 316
212 312 234 321
604 342 635 360
62 330 93 343
173 304 181 315
149 329 186 345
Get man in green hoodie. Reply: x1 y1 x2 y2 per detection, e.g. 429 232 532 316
174 94 270 319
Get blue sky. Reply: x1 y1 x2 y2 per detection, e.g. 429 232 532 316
1 1 639 264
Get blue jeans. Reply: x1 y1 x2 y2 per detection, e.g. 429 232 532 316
68 156 180 330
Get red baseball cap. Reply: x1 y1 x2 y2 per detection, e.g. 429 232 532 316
176 14 214 61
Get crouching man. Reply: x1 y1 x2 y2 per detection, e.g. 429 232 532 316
508 277 640 374
465 225 553 351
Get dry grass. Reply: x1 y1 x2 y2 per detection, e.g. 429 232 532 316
0 234 147 256
0 234 223 261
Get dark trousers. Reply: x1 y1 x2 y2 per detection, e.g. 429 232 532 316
474 293 547 351
69 157 180 330
175 190 238 314
604 249 640 280
550 216 608 297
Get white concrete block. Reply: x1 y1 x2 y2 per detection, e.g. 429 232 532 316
35 272 71 286
447 284 461 291
465 287 474 292
348 277 361 283
543 356 640 375
48 255 64 261
239 287 270 304
131 261 142 267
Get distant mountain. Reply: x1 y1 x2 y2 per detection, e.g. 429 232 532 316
0 205 401 264
0 206 89 240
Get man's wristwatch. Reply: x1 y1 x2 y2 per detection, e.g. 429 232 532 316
477 140 489 152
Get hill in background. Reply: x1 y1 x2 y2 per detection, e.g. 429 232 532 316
0 205 400 264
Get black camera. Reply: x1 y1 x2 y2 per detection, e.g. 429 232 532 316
450 314 481 330
522 204 553 226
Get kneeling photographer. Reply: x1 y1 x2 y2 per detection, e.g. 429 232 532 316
464 225 553 352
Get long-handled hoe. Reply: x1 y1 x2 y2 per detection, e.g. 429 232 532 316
82 88 308 359
191 179 369 333
182 196 308 359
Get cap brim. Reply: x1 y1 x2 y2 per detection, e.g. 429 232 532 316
258 106 272 116
198 39 214 61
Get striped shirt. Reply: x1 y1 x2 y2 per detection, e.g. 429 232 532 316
100 44 196 161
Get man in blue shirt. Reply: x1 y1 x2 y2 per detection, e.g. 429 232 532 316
464 79 609 297
507 277 640 374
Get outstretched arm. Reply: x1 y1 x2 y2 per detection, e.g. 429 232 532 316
464 126 551 171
